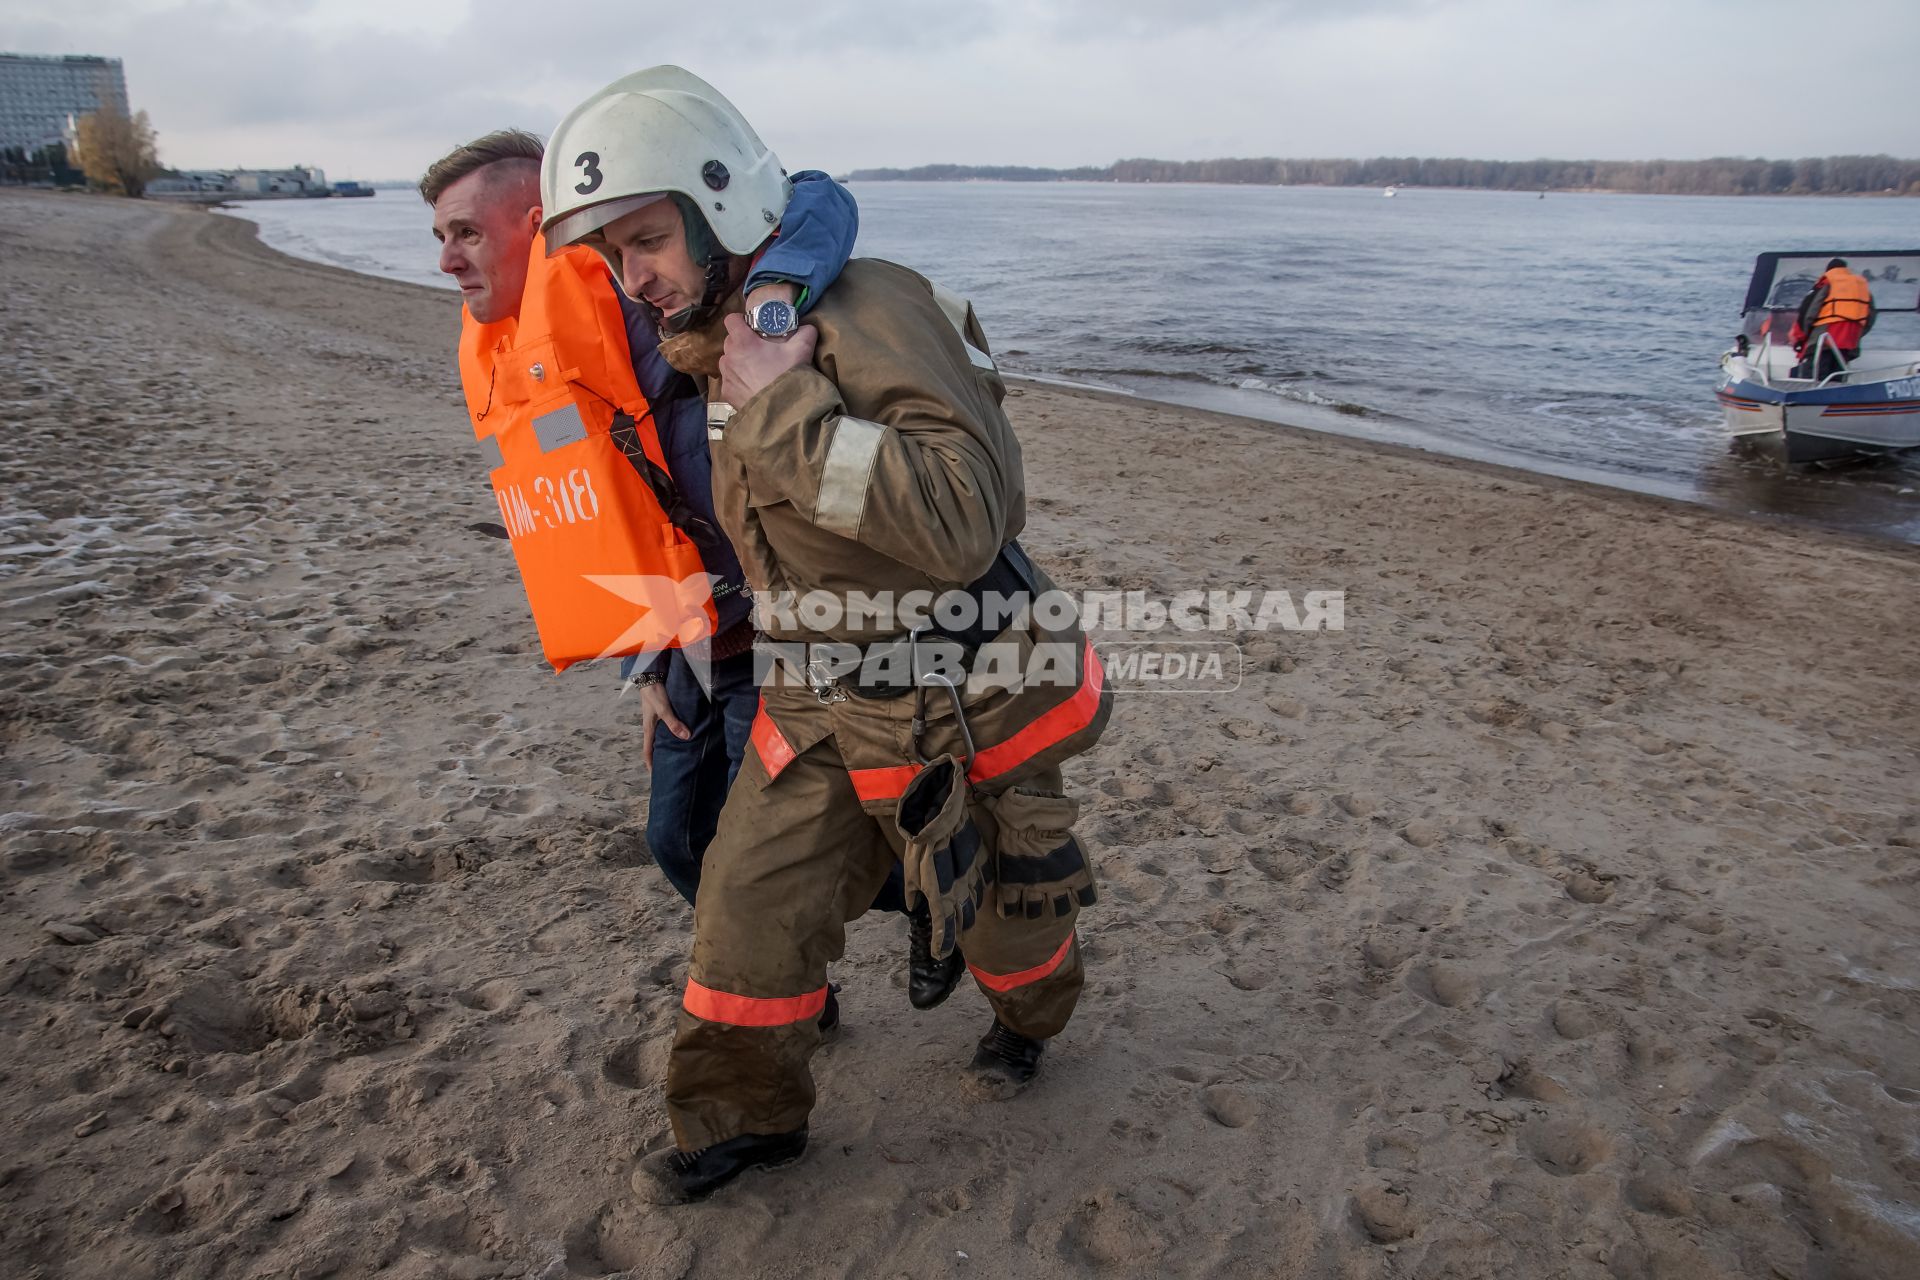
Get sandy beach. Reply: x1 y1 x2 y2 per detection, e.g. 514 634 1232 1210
4 188 1920 1280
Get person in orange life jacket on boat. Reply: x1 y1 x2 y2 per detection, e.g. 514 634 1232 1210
1791 258 1877 382
422 132 937 1024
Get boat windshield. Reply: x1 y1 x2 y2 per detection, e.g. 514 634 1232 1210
1738 250 1920 356
1741 251 1920 317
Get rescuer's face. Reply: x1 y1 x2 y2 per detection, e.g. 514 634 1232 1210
431 167 537 325
595 200 707 318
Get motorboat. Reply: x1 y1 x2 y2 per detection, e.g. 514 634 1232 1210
1716 250 1920 463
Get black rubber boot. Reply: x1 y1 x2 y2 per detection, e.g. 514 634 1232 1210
969 1017 1044 1086
908 905 967 1010
631 1130 809 1204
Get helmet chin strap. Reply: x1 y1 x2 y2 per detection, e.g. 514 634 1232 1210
657 255 736 336
654 194 736 336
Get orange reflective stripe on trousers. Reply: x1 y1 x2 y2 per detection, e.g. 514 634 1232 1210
969 933 1076 992
683 978 829 1027
750 699 797 781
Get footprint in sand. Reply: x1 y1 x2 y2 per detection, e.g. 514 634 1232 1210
1360 935 1413 972
1550 1001 1600 1039
1107 1117 1162 1151
564 1201 692 1276
1335 792 1382 820
451 980 519 1014
599 1037 650 1091
1224 811 1266 837
1622 1170 1696 1218
1366 1134 1419 1171
1400 820 1442 848
1501 837 1556 869
1563 864 1618 904
1058 1188 1171 1268
1213 962 1275 992
921 1184 976 1218
1201 1085 1258 1128
1282 791 1322 817
1405 962 1477 1009
1493 1060 1572 1104
1348 1175 1420 1243
1521 1117 1613 1176
1099 775 1175 806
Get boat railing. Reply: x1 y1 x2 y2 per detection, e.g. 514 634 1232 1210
1811 331 1850 388
1732 330 1920 391
1807 332 1920 388
1741 332 1795 389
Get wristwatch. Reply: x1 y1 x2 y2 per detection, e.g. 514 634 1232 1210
744 297 799 340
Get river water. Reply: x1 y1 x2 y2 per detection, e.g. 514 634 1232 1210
232 184 1920 543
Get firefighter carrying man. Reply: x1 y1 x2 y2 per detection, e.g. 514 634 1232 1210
539 66 1113 1203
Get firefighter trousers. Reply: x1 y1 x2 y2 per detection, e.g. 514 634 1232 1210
665 732 1084 1151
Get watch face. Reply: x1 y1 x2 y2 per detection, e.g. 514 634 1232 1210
753 300 795 335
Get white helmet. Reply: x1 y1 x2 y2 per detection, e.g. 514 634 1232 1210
540 65 790 256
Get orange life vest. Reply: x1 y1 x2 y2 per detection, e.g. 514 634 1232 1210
459 235 715 672
1814 267 1872 327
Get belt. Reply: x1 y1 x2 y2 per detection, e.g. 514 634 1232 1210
798 544 1037 703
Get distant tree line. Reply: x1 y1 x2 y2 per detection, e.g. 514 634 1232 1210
849 162 1115 183
845 155 1920 195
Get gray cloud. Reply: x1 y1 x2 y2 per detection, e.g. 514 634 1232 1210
5 0 1915 180
1039 0 1466 35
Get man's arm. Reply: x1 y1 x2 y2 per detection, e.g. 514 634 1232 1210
741 171 859 314
1798 281 1827 336
721 272 1015 585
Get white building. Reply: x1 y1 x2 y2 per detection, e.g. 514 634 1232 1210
147 167 332 198
228 167 326 195
0 53 129 152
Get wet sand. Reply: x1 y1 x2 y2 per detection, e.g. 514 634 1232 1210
4 189 1919 1280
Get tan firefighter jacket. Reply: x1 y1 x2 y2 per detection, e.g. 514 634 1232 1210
696 258 1110 805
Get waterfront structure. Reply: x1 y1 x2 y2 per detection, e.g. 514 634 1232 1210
230 166 326 194
0 53 129 151
148 167 331 198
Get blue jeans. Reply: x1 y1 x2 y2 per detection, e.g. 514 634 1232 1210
646 648 905 914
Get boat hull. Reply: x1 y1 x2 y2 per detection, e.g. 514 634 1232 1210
1717 368 1920 463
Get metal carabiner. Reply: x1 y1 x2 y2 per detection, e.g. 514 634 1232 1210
908 629 976 768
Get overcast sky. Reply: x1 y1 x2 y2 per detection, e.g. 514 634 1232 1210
7 0 1918 180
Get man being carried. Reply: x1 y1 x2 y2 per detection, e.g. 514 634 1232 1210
540 66 1112 1203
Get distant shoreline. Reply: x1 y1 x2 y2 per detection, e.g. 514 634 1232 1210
840 177 1919 198
842 156 1920 197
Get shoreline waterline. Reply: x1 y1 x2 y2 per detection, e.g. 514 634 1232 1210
222 190 1920 547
